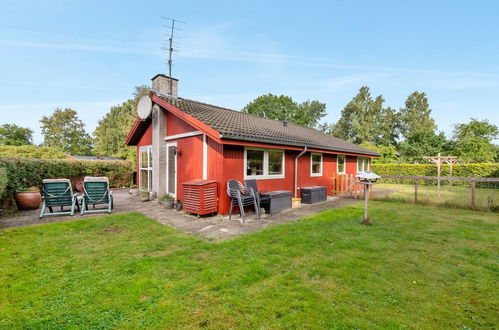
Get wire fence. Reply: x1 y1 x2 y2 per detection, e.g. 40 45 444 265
371 175 499 212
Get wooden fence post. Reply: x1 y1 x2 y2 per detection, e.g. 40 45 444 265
471 181 476 209
414 180 419 204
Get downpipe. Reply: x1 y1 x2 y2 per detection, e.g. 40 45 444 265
294 146 307 197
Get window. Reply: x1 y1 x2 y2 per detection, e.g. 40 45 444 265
310 153 323 176
357 157 370 173
337 155 346 174
245 148 285 179
139 146 153 192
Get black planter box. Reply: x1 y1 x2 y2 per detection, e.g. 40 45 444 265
300 186 327 204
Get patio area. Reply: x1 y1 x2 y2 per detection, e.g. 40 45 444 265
0 189 360 240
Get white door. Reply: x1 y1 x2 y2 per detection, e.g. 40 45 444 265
165 142 177 198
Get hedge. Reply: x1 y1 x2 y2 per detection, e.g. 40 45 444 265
0 145 68 159
371 163 499 178
0 157 134 201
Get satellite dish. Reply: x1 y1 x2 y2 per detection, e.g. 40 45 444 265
137 96 152 120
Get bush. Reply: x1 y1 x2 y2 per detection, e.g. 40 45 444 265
371 163 498 178
0 158 134 201
0 145 68 159
371 163 499 185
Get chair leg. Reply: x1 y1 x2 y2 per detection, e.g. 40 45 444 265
229 200 233 220
254 199 260 219
48 206 53 213
39 201 46 219
237 198 245 221
70 198 75 216
80 199 85 215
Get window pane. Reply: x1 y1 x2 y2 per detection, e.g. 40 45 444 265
268 151 283 175
312 154 322 174
140 170 149 191
338 155 345 173
140 150 148 168
246 150 264 176
364 158 369 171
148 148 153 169
357 157 364 172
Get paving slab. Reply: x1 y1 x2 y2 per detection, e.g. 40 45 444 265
0 189 361 240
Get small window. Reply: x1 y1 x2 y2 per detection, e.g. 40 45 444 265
311 153 323 176
337 155 346 174
357 157 370 173
244 148 285 179
139 146 153 192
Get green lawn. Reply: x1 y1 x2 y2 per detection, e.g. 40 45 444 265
1 202 497 329
373 182 498 211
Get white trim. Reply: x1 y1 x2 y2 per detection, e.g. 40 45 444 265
165 142 177 198
357 157 370 173
164 131 202 141
337 154 346 174
139 145 153 192
244 147 285 180
202 134 208 180
310 152 323 177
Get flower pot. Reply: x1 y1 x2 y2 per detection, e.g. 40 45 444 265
14 191 41 210
140 192 150 202
130 188 140 196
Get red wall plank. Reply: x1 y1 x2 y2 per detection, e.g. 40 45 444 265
166 111 197 136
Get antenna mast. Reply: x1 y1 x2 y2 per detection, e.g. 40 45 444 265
161 17 185 95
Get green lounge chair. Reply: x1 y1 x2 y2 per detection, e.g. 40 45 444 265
81 176 113 215
40 179 79 218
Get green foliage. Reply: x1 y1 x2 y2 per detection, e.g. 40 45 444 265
360 142 398 163
399 91 436 139
0 145 68 159
40 108 94 155
331 86 399 145
0 124 33 146
452 118 498 163
398 129 452 163
0 164 7 200
242 93 326 128
0 158 134 199
93 100 136 160
93 86 150 161
371 163 498 178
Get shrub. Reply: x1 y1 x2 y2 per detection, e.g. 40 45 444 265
0 145 68 159
371 163 499 185
0 158 134 201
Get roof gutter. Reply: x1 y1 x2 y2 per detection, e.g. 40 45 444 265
294 146 307 198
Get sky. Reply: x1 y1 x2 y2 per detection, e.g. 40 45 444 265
1 0 498 144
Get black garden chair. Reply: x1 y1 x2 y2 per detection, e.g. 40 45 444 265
244 179 270 212
226 179 260 221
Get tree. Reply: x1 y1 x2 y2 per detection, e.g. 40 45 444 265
399 129 451 163
331 86 399 146
242 94 326 128
40 108 93 155
399 91 436 139
0 124 33 146
93 86 151 159
360 142 399 164
452 118 498 163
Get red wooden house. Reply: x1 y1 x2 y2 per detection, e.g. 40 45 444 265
126 74 379 215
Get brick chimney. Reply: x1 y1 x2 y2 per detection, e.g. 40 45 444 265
151 74 178 97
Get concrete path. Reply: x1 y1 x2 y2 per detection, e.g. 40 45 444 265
0 189 360 240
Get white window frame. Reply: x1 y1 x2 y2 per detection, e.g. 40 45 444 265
310 152 323 177
244 147 285 180
337 155 346 174
139 145 153 192
357 157 370 173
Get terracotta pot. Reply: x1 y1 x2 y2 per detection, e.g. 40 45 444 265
14 191 41 210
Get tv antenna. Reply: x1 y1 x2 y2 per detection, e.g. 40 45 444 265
161 17 185 80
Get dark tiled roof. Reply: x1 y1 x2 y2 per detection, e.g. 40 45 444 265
160 95 380 156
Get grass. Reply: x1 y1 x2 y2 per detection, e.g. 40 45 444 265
0 202 498 329
373 182 498 211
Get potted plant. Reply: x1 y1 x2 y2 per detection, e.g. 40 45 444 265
14 186 42 210
139 190 150 202
160 193 174 208
129 184 139 196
